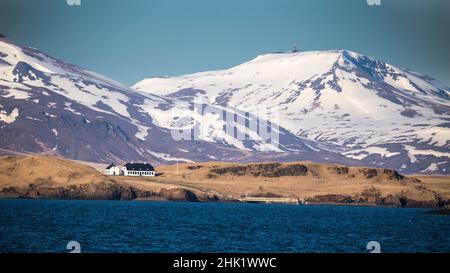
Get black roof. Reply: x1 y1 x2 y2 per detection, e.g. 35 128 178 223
105 163 116 170
124 163 154 171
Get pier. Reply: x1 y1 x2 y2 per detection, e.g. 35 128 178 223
238 197 305 205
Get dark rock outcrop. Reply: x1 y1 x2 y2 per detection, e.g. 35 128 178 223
308 194 354 204
358 187 382 203
360 168 378 179
210 163 308 177
334 166 349 175
382 169 404 180
20 182 132 200
159 188 198 202
23 184 40 199
306 191 449 208
4 182 202 202
358 168 405 180
376 194 402 206
0 186 21 197
187 165 203 170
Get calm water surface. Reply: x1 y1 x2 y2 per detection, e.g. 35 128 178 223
0 199 449 253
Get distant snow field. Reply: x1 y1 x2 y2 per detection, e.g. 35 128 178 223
0 38 449 174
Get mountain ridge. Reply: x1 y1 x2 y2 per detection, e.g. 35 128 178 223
0 38 362 168
1 38 449 173
133 48 450 174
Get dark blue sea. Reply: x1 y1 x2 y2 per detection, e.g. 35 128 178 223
0 199 449 253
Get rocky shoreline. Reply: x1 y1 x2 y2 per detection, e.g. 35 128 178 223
1 155 449 209
0 182 218 202
1 182 449 209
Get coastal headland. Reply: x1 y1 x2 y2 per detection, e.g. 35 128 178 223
1 155 449 208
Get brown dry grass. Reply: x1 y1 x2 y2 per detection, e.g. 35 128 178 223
0 155 203 196
1 156 448 203
0 155 112 188
148 162 450 201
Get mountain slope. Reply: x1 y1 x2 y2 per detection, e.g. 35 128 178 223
0 39 360 166
134 50 450 174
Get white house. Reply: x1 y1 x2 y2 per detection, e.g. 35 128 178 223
122 162 155 177
104 163 122 176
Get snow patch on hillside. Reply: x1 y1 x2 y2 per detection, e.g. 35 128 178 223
146 150 194 163
0 108 19 124
344 146 400 160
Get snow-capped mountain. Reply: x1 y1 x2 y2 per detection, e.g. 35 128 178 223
134 50 450 174
0 38 361 166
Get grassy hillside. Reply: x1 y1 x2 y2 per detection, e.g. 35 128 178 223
0 155 212 201
0 155 111 188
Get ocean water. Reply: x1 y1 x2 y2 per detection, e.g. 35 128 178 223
0 199 449 253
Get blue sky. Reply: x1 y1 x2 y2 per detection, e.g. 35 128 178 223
1 0 449 86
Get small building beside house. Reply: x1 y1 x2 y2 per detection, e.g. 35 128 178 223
122 162 155 177
104 163 122 176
